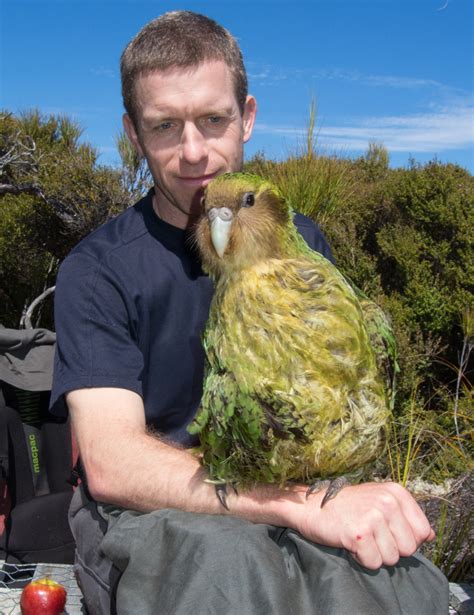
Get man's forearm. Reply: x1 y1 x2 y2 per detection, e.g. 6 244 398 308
68 387 304 524
87 429 231 515
83 423 304 527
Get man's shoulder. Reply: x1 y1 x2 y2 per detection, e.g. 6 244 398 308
54 193 155 292
65 193 151 265
293 212 334 263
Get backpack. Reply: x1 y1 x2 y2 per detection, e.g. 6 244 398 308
0 287 76 565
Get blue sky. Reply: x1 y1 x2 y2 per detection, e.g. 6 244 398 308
1 0 473 172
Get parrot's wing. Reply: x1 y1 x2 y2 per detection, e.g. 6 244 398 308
303 246 399 409
349 286 399 410
189 370 298 484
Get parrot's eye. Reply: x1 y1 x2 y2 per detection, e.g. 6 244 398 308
242 193 255 208
200 196 206 208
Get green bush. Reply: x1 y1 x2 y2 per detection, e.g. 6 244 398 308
0 110 131 326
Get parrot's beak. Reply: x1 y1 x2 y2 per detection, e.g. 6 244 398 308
208 207 234 258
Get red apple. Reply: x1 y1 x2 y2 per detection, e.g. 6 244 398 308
20 577 67 615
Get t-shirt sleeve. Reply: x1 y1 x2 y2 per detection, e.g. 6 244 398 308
293 213 335 264
50 251 144 413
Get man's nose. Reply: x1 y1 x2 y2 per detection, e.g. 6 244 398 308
179 122 208 165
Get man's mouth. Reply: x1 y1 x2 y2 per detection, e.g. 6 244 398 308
178 172 218 187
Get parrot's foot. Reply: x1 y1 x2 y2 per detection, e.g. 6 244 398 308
306 476 350 508
214 483 238 510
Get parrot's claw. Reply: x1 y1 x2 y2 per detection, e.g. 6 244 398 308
306 479 330 500
216 484 229 510
306 476 350 507
215 483 238 510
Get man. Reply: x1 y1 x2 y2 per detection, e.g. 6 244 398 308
51 11 448 615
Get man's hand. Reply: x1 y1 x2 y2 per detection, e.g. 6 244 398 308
294 481 435 569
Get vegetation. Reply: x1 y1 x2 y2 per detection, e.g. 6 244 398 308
1 109 472 580
0 110 151 327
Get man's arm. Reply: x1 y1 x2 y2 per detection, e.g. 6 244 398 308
68 387 434 571
68 387 225 515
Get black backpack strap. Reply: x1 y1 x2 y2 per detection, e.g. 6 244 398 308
2 383 50 496
0 392 8 481
0 402 35 505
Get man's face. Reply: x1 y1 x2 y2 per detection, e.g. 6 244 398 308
123 60 257 228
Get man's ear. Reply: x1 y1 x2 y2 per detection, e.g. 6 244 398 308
242 96 257 144
123 113 144 158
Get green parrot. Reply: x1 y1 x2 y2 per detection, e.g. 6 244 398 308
189 172 397 507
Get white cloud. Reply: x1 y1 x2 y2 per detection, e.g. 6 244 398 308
311 68 443 90
90 67 116 79
254 101 474 153
362 74 442 89
247 65 289 85
248 62 444 90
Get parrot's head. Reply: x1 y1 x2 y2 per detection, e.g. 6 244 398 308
195 172 293 277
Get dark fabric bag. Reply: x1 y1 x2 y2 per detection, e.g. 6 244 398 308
0 320 75 565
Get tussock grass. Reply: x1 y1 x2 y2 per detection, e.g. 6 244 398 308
244 101 354 225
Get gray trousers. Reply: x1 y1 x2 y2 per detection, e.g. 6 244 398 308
69 485 449 615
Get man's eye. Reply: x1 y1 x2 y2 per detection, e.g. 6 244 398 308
157 121 173 131
208 116 221 124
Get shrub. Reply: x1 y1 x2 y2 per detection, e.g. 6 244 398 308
0 110 131 326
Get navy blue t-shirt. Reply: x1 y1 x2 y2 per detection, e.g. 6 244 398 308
51 188 333 447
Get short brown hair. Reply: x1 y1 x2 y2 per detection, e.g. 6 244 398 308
121 11 248 126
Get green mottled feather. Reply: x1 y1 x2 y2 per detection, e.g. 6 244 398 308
189 173 395 488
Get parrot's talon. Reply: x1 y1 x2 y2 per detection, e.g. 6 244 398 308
306 477 350 507
214 482 238 509
215 484 229 510
320 476 350 507
306 479 330 499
